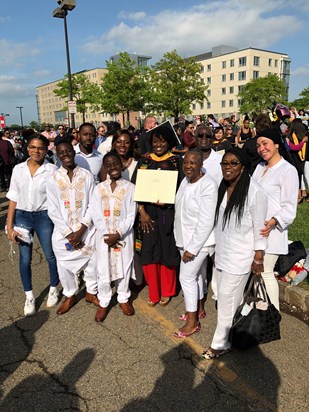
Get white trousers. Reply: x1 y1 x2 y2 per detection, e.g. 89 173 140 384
211 265 218 301
97 275 131 307
303 161 309 191
179 250 209 312
211 270 249 350
58 253 97 298
261 253 279 311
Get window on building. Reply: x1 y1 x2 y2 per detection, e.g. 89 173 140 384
207 102 211 109
192 103 196 110
239 57 247 67
207 77 211 84
238 99 242 107
275 60 278 67
222 61 226 69
238 71 246 81
253 56 260 66
222 74 226 82
207 64 211 71
230 73 234 81
200 65 204 73
200 102 204 109
253 71 259 79
229 100 234 107
269 58 272 66
222 87 226 95
222 100 226 108
229 86 234 94
230 59 234 67
238 85 244 93
207 89 211 96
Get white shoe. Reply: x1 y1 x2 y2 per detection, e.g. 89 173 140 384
24 298 36 316
46 289 59 308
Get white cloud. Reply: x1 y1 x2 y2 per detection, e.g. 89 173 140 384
0 39 40 68
80 0 301 61
118 11 146 21
291 65 309 76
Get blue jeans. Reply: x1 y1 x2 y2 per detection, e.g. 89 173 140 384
15 209 59 292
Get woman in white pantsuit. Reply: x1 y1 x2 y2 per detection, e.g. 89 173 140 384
174 150 218 338
202 148 268 359
253 128 299 311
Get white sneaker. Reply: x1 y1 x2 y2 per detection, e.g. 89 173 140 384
46 289 59 308
24 298 36 316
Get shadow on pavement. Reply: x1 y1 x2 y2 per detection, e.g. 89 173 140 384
120 342 280 412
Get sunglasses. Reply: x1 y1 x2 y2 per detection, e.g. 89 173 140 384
220 161 241 167
197 133 212 139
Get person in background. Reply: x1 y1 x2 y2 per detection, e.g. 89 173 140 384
6 134 59 316
95 124 107 149
47 140 98 315
0 130 15 191
174 150 217 338
3 129 15 146
74 123 103 184
253 128 299 311
202 148 268 359
97 121 121 157
212 126 232 153
235 116 255 147
183 121 196 149
171 124 188 156
91 152 137 322
41 124 57 153
224 125 236 146
137 116 157 155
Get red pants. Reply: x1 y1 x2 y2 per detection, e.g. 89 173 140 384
143 263 176 303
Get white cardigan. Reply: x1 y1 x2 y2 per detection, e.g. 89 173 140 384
174 173 218 256
215 179 268 275
253 158 298 255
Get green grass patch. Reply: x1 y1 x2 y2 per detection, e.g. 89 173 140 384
289 202 309 248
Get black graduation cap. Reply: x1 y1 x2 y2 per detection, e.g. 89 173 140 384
147 120 181 147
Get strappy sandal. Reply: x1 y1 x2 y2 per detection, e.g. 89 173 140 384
201 347 230 360
179 311 206 321
147 300 157 307
174 322 201 339
159 297 171 307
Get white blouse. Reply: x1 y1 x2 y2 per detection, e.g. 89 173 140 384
215 179 268 275
252 158 298 254
7 159 57 212
202 149 223 186
174 173 218 255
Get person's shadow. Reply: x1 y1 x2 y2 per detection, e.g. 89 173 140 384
121 342 280 412
0 348 95 411
0 310 50 400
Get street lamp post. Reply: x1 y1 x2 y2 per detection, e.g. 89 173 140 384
16 106 24 129
52 0 76 129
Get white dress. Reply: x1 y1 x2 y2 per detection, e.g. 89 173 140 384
90 178 137 283
47 166 96 273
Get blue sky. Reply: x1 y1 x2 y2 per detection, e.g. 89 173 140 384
1 0 308 126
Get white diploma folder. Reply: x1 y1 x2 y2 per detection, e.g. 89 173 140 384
134 169 178 204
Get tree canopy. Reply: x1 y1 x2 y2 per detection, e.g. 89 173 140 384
238 74 288 114
291 86 309 109
96 52 151 125
148 50 206 119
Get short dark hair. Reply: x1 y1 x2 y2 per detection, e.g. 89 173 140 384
27 133 49 147
103 151 122 166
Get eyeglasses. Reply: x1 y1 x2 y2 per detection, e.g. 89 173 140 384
197 133 212 139
28 145 47 151
220 161 241 167
189 127 195 129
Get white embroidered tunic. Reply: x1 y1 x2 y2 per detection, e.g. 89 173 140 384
46 166 95 271
90 178 137 282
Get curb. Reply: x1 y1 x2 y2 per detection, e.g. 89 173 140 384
279 281 309 313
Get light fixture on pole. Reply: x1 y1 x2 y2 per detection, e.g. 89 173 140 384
52 0 76 128
16 106 24 129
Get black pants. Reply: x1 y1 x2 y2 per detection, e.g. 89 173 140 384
0 164 12 190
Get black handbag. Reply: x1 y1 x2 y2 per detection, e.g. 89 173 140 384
229 275 282 350
274 241 307 276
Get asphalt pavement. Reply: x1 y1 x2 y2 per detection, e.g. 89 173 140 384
0 193 308 412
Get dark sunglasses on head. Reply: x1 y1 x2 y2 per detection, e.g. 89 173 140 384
197 133 212 138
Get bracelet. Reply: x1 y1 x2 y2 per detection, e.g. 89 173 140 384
253 260 264 265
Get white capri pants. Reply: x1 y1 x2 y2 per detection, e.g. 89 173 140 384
261 253 279 311
211 269 249 350
97 275 131 308
179 250 209 312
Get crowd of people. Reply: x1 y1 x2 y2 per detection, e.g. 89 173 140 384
3 103 307 359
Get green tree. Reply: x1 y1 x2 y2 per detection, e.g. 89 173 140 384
29 121 40 131
53 73 99 123
96 52 151 125
291 86 309 109
148 50 206 119
238 74 287 114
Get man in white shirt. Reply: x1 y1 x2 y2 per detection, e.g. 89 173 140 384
97 121 121 157
74 123 103 184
